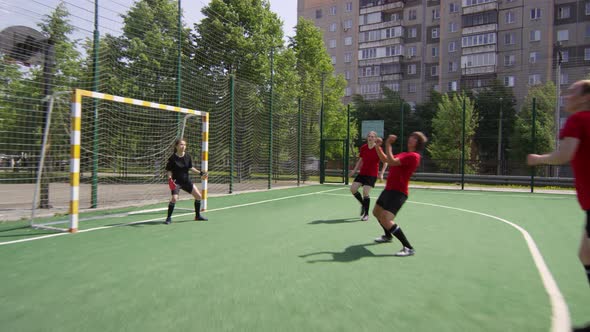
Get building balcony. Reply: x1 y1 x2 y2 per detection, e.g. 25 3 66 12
461 44 496 55
360 0 404 14
462 23 497 36
462 65 496 76
359 37 404 49
360 19 402 32
358 55 403 66
462 1 498 15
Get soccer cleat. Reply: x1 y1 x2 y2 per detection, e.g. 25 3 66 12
374 235 392 243
164 218 172 225
195 215 208 221
361 214 369 221
394 247 415 257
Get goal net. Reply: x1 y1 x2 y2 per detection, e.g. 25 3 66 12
30 89 208 232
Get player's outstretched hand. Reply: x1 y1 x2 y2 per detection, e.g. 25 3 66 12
386 134 397 144
168 178 177 190
200 171 208 179
526 154 541 166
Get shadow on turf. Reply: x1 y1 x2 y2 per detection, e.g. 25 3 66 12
308 218 362 225
299 242 392 263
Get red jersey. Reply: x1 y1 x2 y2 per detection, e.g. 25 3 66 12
560 110 590 210
385 152 421 196
358 144 381 177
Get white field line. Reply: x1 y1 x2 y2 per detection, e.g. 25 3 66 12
0 188 344 246
326 191 571 331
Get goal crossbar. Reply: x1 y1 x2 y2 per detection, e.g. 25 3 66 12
68 89 209 233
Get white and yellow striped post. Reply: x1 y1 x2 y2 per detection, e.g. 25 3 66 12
201 113 209 211
69 90 83 233
69 89 208 230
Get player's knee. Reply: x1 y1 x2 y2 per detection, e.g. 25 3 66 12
170 197 177 204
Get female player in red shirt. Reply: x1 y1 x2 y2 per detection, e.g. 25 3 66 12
372 132 427 257
349 131 388 221
528 80 590 288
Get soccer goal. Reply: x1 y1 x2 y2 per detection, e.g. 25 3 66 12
30 89 209 233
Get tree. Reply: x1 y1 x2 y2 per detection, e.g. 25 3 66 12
290 17 345 161
509 81 557 172
193 0 283 84
427 92 478 173
352 87 410 149
473 80 516 174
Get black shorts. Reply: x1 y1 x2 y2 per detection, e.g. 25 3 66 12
172 180 194 195
586 210 590 237
353 174 377 188
376 190 408 215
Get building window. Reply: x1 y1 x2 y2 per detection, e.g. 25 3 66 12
530 30 541 42
504 76 515 87
562 50 569 62
433 8 440 20
529 52 539 63
585 48 590 60
407 46 417 57
431 65 439 77
531 8 541 20
316 9 322 19
407 64 417 75
449 22 458 33
409 83 417 93
505 11 515 24
331 56 336 64
344 36 353 46
528 74 541 85
329 23 337 32
448 61 458 72
345 87 352 96
504 32 515 45
409 9 417 20
557 30 569 41
345 70 351 80
560 73 569 85
586 2 590 15
386 45 403 56
345 2 352 12
558 6 571 19
462 32 496 47
360 48 377 59
448 81 458 92
432 28 439 39
329 39 336 48
450 3 459 13
448 41 457 52
408 27 417 38
504 54 515 66
432 46 439 57
344 19 353 30
344 52 352 63
330 6 336 15
586 25 590 38
461 52 496 68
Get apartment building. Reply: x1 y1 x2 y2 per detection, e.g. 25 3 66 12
298 0 590 111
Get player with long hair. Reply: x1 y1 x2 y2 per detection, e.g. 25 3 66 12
372 132 427 257
349 131 388 221
164 138 208 224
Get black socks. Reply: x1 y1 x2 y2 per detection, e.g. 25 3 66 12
389 225 413 249
167 202 175 219
353 192 363 204
194 200 201 218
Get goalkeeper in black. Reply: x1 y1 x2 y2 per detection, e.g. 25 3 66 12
164 139 208 224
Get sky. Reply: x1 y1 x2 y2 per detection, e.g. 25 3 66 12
0 0 298 40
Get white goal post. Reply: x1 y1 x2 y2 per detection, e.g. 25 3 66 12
67 89 209 233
